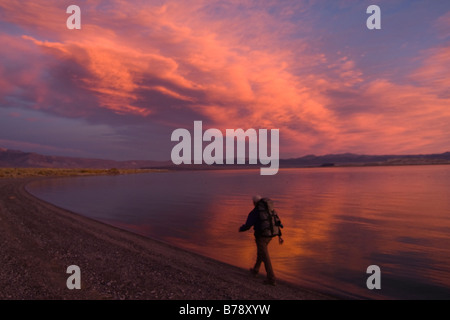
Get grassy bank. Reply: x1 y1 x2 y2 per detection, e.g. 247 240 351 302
0 168 165 178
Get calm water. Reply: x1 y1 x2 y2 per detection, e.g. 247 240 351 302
27 166 450 299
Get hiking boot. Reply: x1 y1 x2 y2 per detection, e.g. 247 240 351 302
249 268 258 277
263 279 276 286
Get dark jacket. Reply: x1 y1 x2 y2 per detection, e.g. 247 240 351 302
239 207 261 236
239 203 283 237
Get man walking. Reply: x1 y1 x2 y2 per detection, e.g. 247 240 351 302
239 195 283 286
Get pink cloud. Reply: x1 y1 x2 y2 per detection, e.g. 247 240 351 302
410 46 450 96
329 77 450 155
435 11 450 39
1 0 449 159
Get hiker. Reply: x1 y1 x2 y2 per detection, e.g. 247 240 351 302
239 195 284 286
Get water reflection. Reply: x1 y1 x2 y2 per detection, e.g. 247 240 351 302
27 166 450 299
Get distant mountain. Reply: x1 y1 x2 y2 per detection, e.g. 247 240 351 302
0 148 170 169
280 152 450 167
1 148 449 169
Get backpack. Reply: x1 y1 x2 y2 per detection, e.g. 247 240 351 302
257 198 283 238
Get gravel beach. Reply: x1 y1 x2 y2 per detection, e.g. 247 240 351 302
0 177 334 300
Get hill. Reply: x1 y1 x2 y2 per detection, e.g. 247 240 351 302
1 148 449 169
0 148 169 169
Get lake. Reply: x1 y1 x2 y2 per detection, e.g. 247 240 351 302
27 165 450 299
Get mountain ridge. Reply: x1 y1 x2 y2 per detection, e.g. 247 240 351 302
0 148 170 169
1 147 449 169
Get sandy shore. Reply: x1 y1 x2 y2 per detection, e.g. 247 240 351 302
0 177 334 300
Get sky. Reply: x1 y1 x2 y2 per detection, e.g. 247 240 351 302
0 0 449 161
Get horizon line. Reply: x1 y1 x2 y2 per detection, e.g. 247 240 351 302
1 147 450 163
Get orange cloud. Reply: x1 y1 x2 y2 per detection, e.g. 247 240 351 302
435 11 450 39
6 2 334 128
411 46 450 96
1 0 449 158
332 78 450 155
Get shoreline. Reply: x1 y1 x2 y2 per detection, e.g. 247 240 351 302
0 177 337 300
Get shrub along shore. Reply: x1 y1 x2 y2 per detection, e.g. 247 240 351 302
0 167 163 178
